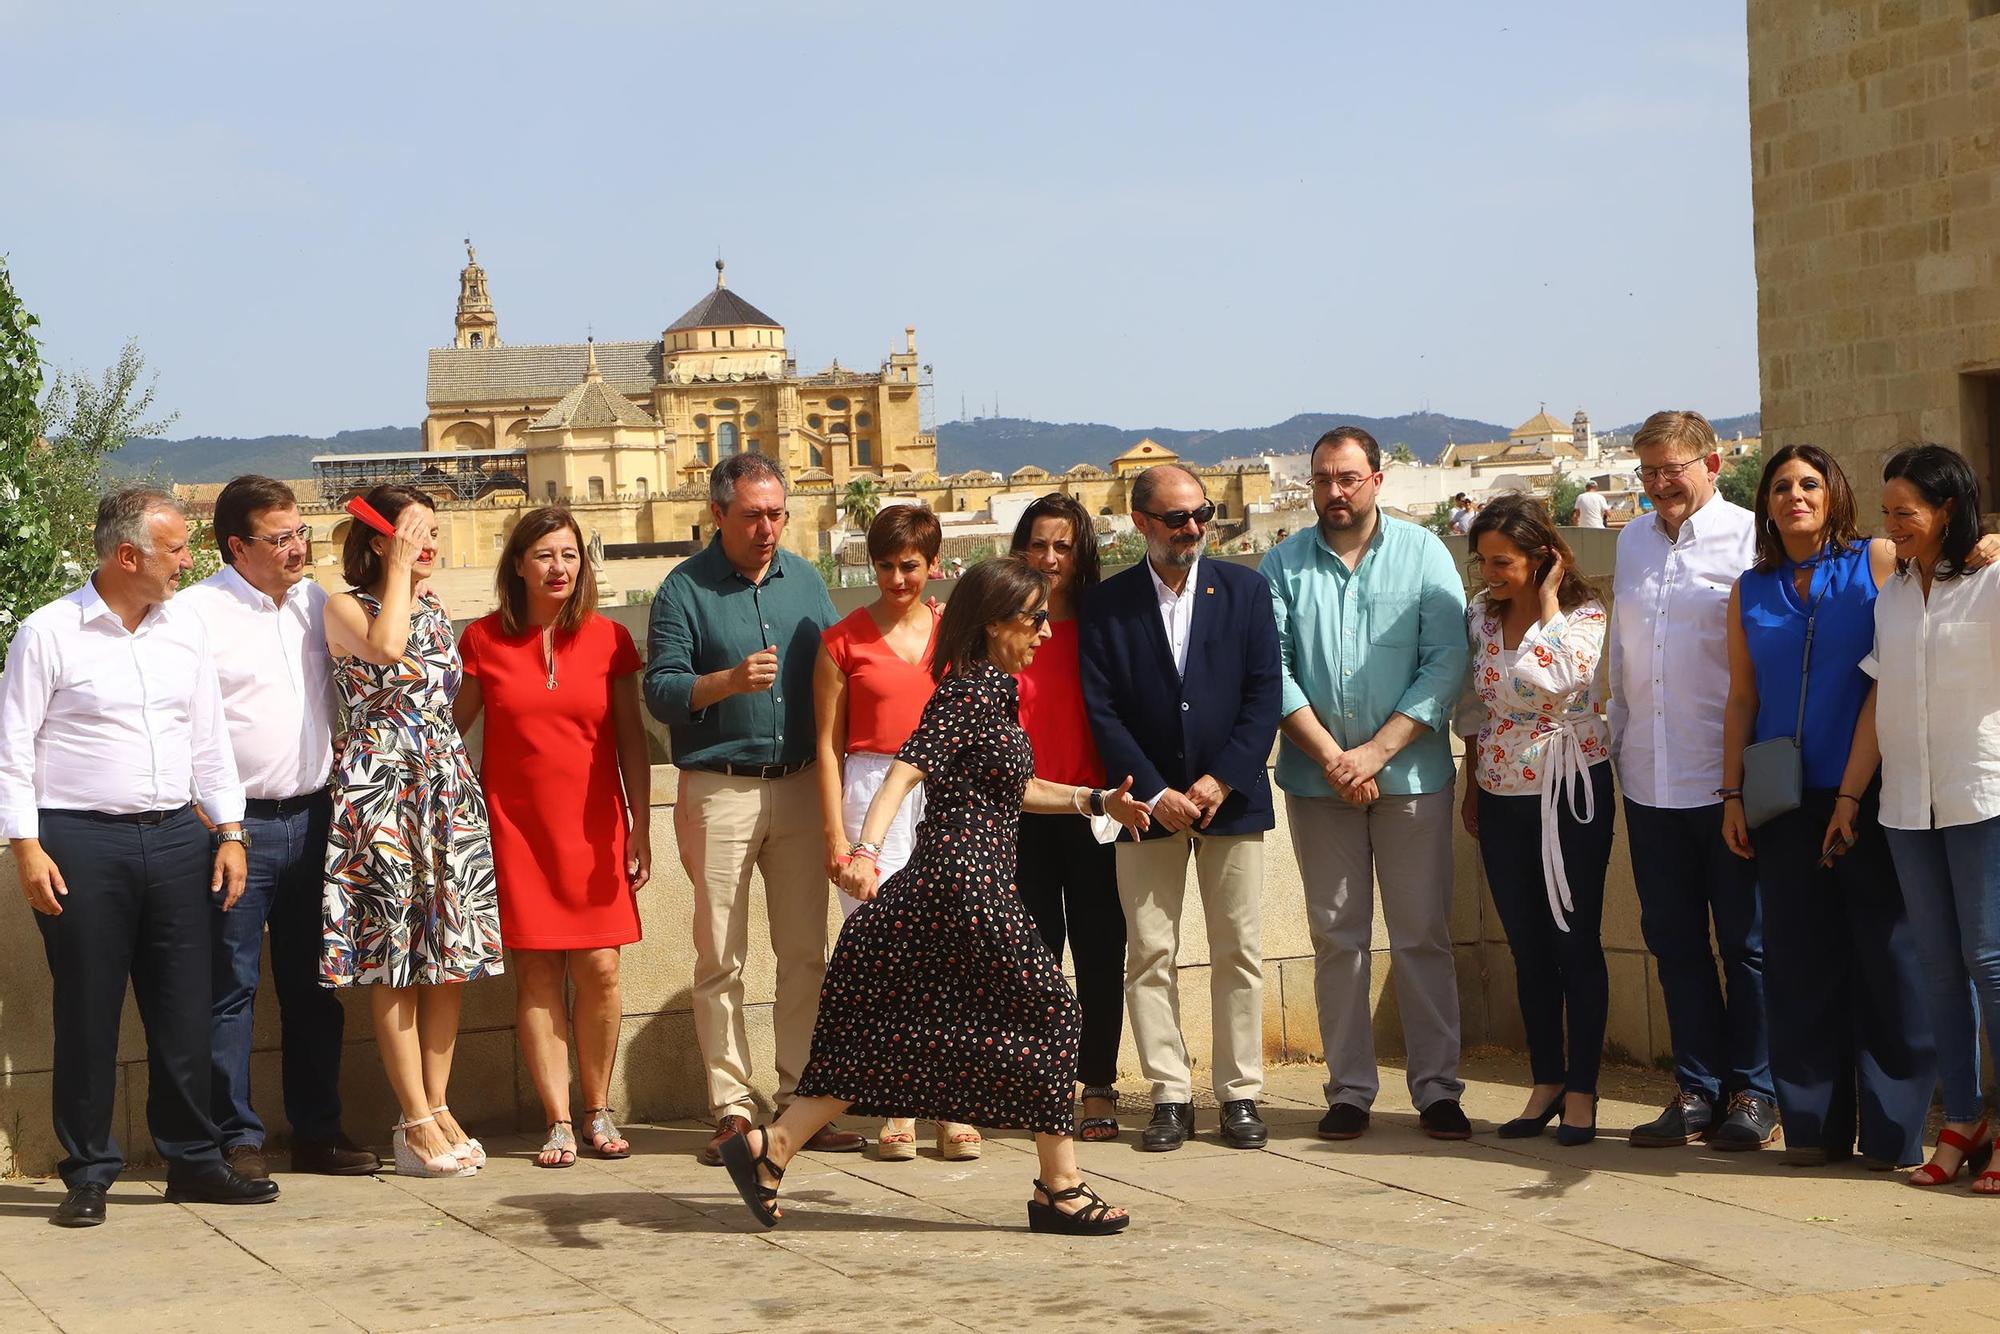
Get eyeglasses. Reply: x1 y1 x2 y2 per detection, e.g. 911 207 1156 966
1634 459 1701 486
242 525 312 550
1312 472 1379 494
1135 502 1215 529
1016 608 1051 629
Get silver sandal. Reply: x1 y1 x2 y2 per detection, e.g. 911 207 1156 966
583 1107 631 1159
537 1120 577 1169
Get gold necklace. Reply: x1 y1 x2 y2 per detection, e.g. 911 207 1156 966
541 625 557 690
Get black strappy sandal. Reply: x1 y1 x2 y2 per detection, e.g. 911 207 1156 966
718 1127 784 1229
1027 1178 1130 1236
1077 1086 1122 1142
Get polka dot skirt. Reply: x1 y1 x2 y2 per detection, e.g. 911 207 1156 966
796 661 1082 1134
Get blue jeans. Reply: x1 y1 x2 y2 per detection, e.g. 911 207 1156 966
209 794 346 1147
1886 814 2000 1124
1623 800 1773 1103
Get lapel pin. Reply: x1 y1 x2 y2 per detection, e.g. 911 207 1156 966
1205 586 1215 595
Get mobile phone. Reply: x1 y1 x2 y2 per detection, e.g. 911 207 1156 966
1818 832 1857 868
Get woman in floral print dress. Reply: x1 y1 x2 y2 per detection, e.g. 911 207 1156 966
718 556 1149 1236
1452 495 1613 1146
322 484 502 1178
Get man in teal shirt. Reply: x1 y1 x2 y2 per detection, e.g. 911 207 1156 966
1264 427 1470 1141
646 454 863 1164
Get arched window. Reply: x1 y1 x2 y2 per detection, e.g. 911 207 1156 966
545 481 558 500
588 476 605 500
717 422 739 456
468 333 483 348
809 445 824 467
635 477 649 497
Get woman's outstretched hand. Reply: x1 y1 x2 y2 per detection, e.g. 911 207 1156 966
1105 776 1152 833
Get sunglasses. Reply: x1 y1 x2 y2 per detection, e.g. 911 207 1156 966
1136 502 1216 529
1016 608 1051 629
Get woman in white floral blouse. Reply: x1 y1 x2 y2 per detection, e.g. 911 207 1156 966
1454 495 1614 1146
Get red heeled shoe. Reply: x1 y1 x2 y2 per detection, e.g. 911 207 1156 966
1909 1117 1992 1187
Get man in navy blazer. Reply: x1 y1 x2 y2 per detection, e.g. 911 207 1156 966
1080 465 1281 1152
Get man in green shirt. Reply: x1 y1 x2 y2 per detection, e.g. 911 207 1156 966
645 454 862 1164
1263 427 1471 1142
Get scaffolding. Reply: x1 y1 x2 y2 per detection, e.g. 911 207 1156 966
313 448 529 502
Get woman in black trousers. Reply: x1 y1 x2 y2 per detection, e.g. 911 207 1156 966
1010 493 1128 1139
1456 497 1615 1144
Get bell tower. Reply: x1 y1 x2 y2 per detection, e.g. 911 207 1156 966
454 239 500 350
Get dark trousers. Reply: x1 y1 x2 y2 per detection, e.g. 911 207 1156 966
210 793 346 1147
36 808 224 1188
1755 787 1935 1164
1623 799 1773 1103
1477 764 1615 1094
1016 813 1126 1088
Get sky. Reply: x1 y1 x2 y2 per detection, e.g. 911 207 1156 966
0 1 1758 440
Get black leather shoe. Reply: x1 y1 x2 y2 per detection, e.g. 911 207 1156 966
52 1183 106 1228
291 1133 381 1176
1419 1099 1472 1140
1317 1103 1370 1140
223 1143 269 1181
1709 1092 1781 1151
1141 1102 1194 1152
1218 1099 1268 1149
162 1167 280 1205
1629 1090 1715 1147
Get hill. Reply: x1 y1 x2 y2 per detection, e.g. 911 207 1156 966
935 411 1511 475
109 426 420 482
1606 411 1761 440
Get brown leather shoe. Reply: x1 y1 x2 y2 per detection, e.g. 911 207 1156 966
700 1115 752 1167
802 1124 866 1153
223 1143 269 1181
291 1133 382 1176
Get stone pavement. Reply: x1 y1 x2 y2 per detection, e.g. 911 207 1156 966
2 1055 1997 1334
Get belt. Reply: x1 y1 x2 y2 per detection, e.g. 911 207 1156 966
695 759 813 780
243 789 329 819
46 803 192 826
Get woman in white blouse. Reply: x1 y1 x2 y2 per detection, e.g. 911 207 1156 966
1456 495 1614 1146
1832 444 2000 1190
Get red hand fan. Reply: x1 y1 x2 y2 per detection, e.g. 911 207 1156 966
344 496 397 536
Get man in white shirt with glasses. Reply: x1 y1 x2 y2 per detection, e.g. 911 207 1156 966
0 487 277 1227
179 476 377 1180
1610 411 1776 1152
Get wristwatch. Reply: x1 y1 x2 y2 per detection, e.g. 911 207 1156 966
215 829 253 851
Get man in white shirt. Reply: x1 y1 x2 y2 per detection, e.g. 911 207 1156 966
0 488 278 1227
1079 465 1282 1152
1573 479 1609 529
1608 412 1776 1151
178 477 376 1180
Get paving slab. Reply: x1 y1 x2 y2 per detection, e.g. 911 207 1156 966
1 1058 1993 1333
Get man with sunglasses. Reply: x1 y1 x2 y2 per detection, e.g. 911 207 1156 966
1079 465 1282 1152
1609 411 1774 1151
178 476 376 1178
1264 427 1471 1141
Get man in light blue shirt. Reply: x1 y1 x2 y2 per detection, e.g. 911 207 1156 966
1264 427 1470 1141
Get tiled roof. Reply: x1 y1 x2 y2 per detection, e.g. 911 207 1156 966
666 287 781 332
428 342 661 405
1510 409 1571 438
528 377 660 432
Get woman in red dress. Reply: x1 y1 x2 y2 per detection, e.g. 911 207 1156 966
454 507 653 1167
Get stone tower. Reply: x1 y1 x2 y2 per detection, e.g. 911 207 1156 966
1572 407 1597 460
454 240 500 350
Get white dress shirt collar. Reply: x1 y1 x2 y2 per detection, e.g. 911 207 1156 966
1145 553 1199 678
178 567 334 802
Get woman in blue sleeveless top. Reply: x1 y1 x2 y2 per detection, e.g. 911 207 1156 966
1719 445 1933 1167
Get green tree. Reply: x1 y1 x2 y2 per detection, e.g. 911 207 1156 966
1423 502 1456 537
1388 443 1418 465
841 476 881 529
1717 450 1765 509
0 264 187 648
1548 471 1584 525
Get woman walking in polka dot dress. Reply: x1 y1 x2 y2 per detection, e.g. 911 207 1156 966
720 556 1149 1235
